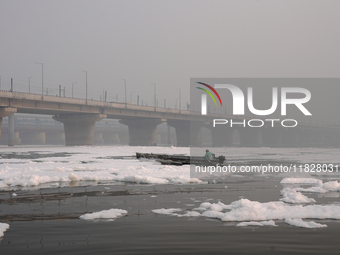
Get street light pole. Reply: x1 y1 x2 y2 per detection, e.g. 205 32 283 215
122 78 127 106
152 83 156 109
36 62 43 99
82 70 87 104
29 76 33 94
72 82 77 98
179 88 181 113
130 91 135 104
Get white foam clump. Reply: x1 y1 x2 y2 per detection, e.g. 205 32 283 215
0 223 10 237
280 188 315 204
7 174 62 187
79 209 127 220
280 178 321 184
152 208 200 217
69 173 80 182
322 181 340 191
195 201 227 212
282 178 340 194
236 220 277 227
285 218 327 229
0 146 204 190
152 208 182 215
2 146 340 190
178 211 201 217
196 198 340 228
117 175 169 184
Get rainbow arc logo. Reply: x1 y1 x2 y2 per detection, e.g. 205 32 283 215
196 82 222 106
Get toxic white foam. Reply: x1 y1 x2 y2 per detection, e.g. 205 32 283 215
152 208 200 217
236 220 277 227
280 188 316 204
79 209 127 220
1 146 340 190
0 223 10 237
285 218 327 229
281 178 340 194
196 198 340 225
0 146 204 190
280 178 321 184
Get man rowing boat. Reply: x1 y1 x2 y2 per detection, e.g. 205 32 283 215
204 149 215 161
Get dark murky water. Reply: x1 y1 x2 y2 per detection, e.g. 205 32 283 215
1 177 340 254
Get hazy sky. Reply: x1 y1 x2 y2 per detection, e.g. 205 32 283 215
1 0 340 107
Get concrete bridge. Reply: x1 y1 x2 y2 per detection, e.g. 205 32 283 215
1 90 340 147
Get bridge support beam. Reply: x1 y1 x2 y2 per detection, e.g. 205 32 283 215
324 131 339 147
0 108 17 144
281 128 299 147
262 128 282 147
94 132 104 145
120 118 163 146
102 132 120 145
167 120 203 147
309 130 325 147
238 127 262 147
20 131 46 145
53 114 106 146
8 113 15 146
45 131 65 145
208 125 234 147
298 129 313 147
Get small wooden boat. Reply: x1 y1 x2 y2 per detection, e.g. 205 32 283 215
136 152 225 166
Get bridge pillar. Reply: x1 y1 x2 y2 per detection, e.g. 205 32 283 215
102 132 120 145
281 128 299 147
120 118 163 146
333 131 340 147
167 120 203 147
0 108 17 142
94 132 104 145
298 129 313 147
14 132 21 145
45 131 65 145
309 130 325 147
20 131 46 145
8 113 15 146
262 127 282 147
207 125 234 147
324 130 339 147
238 127 262 147
53 114 106 146
167 125 171 145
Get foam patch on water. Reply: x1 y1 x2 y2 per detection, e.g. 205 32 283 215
79 209 127 220
285 218 327 229
280 178 321 184
236 220 277 227
282 178 340 194
152 208 201 217
152 197 337 228
196 198 340 228
280 188 316 204
150 176 340 228
1 146 340 191
0 146 205 190
152 208 182 215
0 223 10 237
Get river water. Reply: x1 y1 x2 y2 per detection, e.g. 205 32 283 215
1 146 340 254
